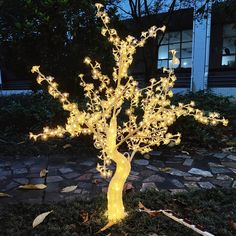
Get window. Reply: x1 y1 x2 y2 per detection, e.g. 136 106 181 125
222 24 236 67
158 30 192 69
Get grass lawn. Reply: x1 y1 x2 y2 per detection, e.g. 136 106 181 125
0 188 235 236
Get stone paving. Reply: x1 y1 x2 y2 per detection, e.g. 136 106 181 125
0 148 236 204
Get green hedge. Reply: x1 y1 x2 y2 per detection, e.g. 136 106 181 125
0 90 235 154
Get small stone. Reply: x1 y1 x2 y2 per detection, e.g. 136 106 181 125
14 168 28 175
140 169 156 177
127 175 140 181
74 188 82 194
134 159 149 166
175 154 191 159
171 179 184 188
188 168 213 177
146 165 159 172
198 182 215 189
0 170 11 177
229 168 236 174
63 172 80 179
232 181 236 188
88 168 98 173
59 167 73 174
130 170 139 176
47 176 64 183
13 178 29 185
80 161 95 167
4 182 18 191
143 174 165 183
184 182 199 189
227 155 236 161
169 168 191 177
0 176 7 181
221 161 236 169
150 151 162 156
184 176 202 181
24 160 35 167
208 162 224 167
211 180 232 188
77 173 92 181
183 159 193 167
216 174 233 181
77 182 92 189
169 189 187 194
30 178 44 184
213 153 227 159
210 167 231 174
140 182 158 192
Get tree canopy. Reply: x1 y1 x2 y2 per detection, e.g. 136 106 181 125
0 0 119 92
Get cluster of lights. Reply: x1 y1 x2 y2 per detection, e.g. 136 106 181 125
30 3 228 224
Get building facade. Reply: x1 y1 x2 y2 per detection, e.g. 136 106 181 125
1 1 236 96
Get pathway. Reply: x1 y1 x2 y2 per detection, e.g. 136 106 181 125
0 148 236 204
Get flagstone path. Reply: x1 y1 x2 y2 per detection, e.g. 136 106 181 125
0 148 236 204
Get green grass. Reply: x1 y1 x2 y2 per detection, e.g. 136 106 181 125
0 189 235 235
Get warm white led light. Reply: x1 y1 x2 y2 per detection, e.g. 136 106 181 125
30 3 228 225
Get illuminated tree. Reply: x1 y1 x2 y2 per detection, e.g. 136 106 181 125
30 3 228 227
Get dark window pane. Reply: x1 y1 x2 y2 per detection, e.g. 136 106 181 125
182 42 192 58
222 55 236 67
158 33 168 44
181 58 192 68
182 30 192 42
223 24 236 37
169 32 180 43
158 60 168 69
222 37 236 55
158 45 168 59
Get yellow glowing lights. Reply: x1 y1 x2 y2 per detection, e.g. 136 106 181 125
30 3 228 225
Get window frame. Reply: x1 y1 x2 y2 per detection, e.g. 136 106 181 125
157 29 192 70
221 24 236 68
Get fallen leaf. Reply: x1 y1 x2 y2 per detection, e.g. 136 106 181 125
61 185 77 193
0 192 12 198
181 150 190 155
40 169 48 178
17 141 25 145
32 210 53 228
19 184 47 190
144 153 150 159
222 147 234 152
159 167 171 172
123 182 134 193
66 223 76 230
228 218 236 231
63 144 72 149
138 202 160 217
80 211 89 223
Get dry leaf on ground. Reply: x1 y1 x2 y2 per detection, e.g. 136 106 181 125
61 185 77 193
123 182 134 193
19 184 47 190
32 210 53 228
63 144 72 149
80 211 89 223
40 169 48 178
0 192 12 198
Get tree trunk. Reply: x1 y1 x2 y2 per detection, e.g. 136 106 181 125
106 150 131 222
